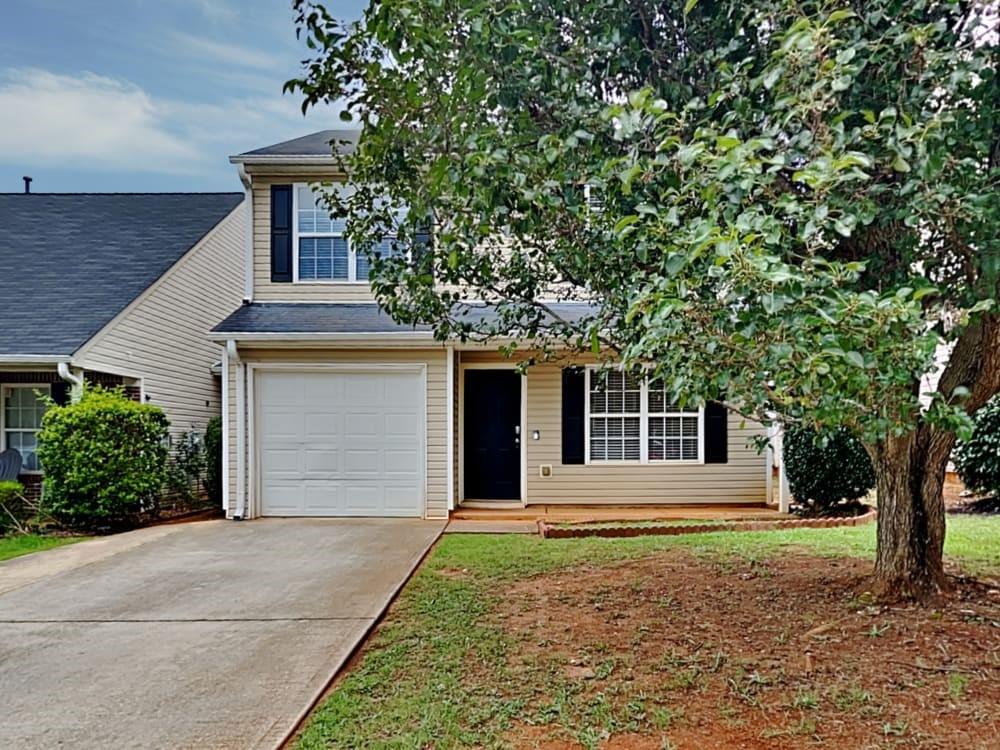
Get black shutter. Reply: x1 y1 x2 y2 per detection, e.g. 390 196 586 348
50 382 70 406
704 401 728 464
270 184 293 282
562 367 585 465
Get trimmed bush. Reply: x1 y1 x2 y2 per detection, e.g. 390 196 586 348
37 387 169 530
204 416 223 504
783 426 875 515
953 397 1000 497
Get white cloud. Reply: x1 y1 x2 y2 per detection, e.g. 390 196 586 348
170 32 283 71
0 68 332 176
0 69 201 173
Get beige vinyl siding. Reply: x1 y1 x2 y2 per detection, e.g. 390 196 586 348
229 346 449 519
76 205 245 444
459 350 768 505
250 175 380 303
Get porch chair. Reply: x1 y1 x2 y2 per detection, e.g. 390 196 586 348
0 448 23 482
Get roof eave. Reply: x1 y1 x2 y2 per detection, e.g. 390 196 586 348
208 331 437 343
228 155 340 166
0 354 73 365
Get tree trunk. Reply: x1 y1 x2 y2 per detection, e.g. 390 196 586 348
869 427 953 600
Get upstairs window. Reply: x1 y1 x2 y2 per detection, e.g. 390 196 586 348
585 369 703 464
293 185 402 283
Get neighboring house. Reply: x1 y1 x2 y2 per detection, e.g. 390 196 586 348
214 131 768 520
0 192 245 496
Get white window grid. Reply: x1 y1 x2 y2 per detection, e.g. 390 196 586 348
584 367 704 465
1 384 51 473
292 184 401 284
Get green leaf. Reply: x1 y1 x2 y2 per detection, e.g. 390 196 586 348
683 0 701 16
716 135 740 151
891 155 911 173
827 9 856 23
845 351 865 368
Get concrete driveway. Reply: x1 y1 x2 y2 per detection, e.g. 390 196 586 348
0 518 443 749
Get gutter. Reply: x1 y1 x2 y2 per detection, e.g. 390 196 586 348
228 155 338 167
0 355 69 365
207 330 437 344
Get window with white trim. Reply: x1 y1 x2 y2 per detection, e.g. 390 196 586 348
294 185 401 283
588 370 642 461
586 369 702 464
2 385 50 472
647 379 700 461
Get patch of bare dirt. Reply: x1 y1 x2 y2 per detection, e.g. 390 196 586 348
496 551 1000 749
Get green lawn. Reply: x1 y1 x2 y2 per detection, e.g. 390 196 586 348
0 533 89 562
296 515 1000 749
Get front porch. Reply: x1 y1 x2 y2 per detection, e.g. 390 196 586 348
450 502 785 524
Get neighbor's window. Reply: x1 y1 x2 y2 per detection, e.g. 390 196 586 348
2 385 50 472
586 370 702 464
294 185 400 282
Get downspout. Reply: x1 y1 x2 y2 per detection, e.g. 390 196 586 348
236 163 254 303
228 340 247 520
57 362 84 402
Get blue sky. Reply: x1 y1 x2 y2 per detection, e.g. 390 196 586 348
0 0 364 192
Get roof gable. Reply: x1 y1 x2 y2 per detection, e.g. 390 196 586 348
0 192 243 357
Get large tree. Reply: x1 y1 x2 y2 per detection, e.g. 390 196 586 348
289 0 999 599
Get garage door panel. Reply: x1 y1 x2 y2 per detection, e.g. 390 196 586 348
261 447 301 478
302 374 344 404
262 483 306 514
384 484 422 511
258 369 424 517
344 411 380 438
303 447 340 476
384 449 420 475
385 413 420 438
384 376 422 406
260 409 302 439
297 484 337 514
343 485 381 513
303 412 340 440
344 449 379 475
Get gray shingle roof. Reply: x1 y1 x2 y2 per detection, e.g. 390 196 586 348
0 193 243 357
237 130 359 158
212 302 598 335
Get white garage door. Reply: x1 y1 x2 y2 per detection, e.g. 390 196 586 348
257 369 425 517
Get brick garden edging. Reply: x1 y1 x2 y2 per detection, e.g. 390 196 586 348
537 508 877 539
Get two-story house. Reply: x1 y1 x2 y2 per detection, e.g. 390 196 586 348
212 131 768 520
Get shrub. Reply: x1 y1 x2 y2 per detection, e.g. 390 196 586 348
783 426 875 515
37 386 169 530
165 430 208 504
204 416 223 504
0 480 25 534
953 397 1000 497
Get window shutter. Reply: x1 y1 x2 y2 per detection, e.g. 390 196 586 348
50 382 70 406
562 367 585 465
270 184 293 282
704 401 728 464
